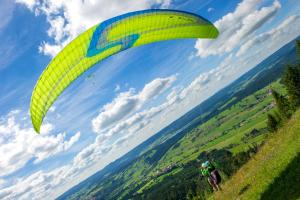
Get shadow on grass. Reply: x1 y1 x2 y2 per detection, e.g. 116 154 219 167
260 153 300 200
238 184 251 196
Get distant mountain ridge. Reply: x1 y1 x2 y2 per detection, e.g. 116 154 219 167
57 36 299 200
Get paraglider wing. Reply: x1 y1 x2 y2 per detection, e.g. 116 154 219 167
30 9 219 133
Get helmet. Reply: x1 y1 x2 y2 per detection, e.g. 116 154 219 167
201 161 209 168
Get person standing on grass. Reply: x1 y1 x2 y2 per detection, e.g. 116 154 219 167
200 160 222 191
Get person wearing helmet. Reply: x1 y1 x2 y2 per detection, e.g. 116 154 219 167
200 160 222 191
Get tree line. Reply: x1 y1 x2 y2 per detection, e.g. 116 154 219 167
267 40 300 132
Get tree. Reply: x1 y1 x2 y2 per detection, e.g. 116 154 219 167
283 65 300 108
186 189 194 200
267 114 278 132
282 40 300 108
272 90 292 120
273 110 283 125
296 40 300 59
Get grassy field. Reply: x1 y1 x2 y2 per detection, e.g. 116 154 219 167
213 109 300 200
154 80 285 170
136 80 285 193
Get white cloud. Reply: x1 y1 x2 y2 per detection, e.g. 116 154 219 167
16 0 173 57
0 179 5 189
102 102 168 141
0 169 62 200
0 128 128 200
0 0 15 31
207 7 214 12
68 76 180 175
92 75 176 133
114 84 121 92
0 104 165 198
0 111 80 176
48 106 56 113
0 37 27 71
0 142 110 200
140 76 176 100
15 0 37 11
38 41 65 58
51 77 180 190
237 15 300 56
195 0 281 57
0 137 112 199
47 16 66 43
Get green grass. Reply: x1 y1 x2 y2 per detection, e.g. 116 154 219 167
155 80 284 169
260 153 300 200
214 109 300 200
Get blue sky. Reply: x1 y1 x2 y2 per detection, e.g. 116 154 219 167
0 0 299 199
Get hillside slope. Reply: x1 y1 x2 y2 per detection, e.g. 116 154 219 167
214 109 300 200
